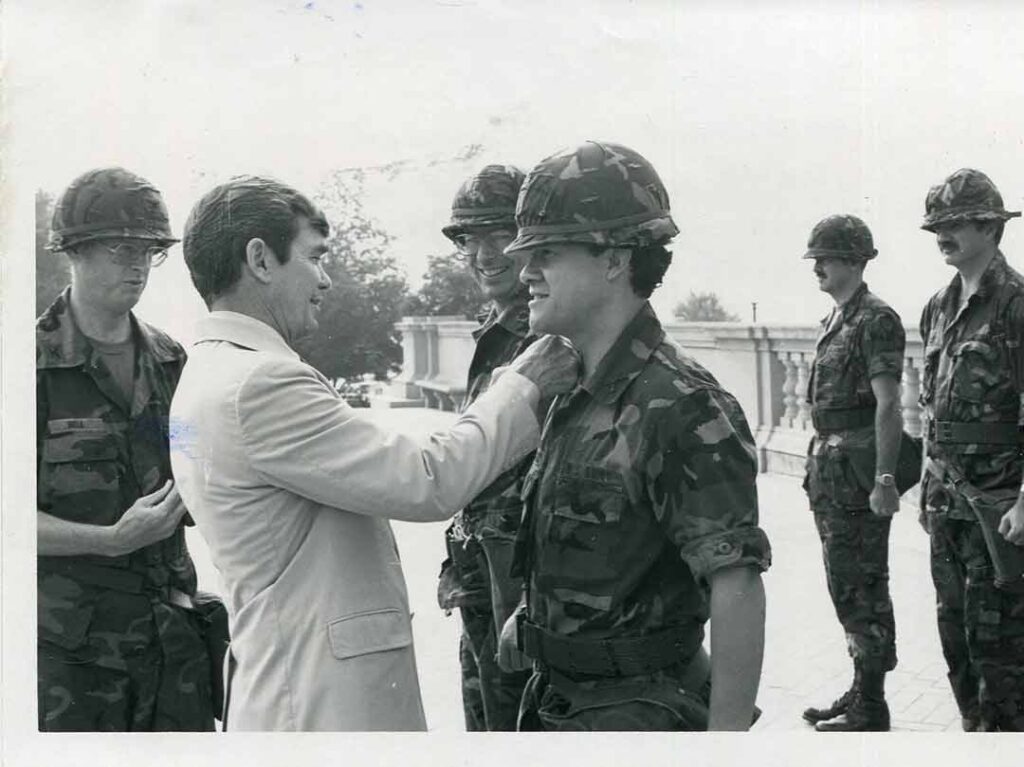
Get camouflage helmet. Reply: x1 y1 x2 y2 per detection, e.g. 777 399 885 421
803 214 878 261
47 167 178 252
921 168 1021 232
504 141 678 254
441 164 526 241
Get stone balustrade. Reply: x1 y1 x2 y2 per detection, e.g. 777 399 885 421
374 315 927 476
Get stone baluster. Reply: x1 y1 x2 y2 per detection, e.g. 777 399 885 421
424 323 439 380
779 352 798 428
795 353 812 431
901 356 923 438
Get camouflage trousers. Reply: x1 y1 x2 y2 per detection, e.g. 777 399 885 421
813 510 897 671
38 580 215 731
930 516 1024 731
517 661 712 731
459 603 531 731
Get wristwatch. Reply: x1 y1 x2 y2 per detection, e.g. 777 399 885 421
875 473 896 487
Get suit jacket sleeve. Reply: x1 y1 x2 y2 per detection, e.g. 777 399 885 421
235 357 540 522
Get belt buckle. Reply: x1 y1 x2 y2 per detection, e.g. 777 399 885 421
936 422 954 443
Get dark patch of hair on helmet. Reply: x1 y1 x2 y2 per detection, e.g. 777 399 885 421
183 177 328 308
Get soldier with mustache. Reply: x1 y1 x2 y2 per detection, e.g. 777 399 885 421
917 169 1024 731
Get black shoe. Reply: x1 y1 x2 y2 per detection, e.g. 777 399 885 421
802 688 854 724
815 693 890 732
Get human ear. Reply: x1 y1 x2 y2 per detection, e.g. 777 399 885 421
244 238 275 284
605 248 632 282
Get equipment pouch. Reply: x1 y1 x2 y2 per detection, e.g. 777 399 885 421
840 431 922 498
924 458 1024 593
965 490 1024 594
192 591 230 721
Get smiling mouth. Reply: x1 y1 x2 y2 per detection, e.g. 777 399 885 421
477 265 509 278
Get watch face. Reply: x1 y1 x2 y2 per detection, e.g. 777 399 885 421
877 474 895 487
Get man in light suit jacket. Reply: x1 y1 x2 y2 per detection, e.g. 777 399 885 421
169 176 578 731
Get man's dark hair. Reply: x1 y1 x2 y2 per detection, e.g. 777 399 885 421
183 176 329 306
588 243 672 299
627 243 673 299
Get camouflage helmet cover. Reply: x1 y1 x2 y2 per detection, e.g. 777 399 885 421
921 168 1021 232
803 214 878 261
441 164 526 241
47 167 178 252
504 141 679 254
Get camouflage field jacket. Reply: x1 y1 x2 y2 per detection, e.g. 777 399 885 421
456 300 536 542
513 303 771 644
37 288 197 598
804 283 905 513
442 300 535 608
920 251 1024 520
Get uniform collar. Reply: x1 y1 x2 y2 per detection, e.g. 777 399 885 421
942 250 1008 310
818 281 869 328
473 298 531 341
582 302 665 405
36 286 183 369
192 311 300 359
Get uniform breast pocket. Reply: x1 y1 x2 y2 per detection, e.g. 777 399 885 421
41 423 121 523
547 465 627 557
950 337 1009 404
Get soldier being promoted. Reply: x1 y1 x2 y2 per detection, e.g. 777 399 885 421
918 168 1024 731
497 141 771 731
799 214 909 732
37 168 220 730
436 164 535 730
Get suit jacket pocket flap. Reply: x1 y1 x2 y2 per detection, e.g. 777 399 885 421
327 608 412 660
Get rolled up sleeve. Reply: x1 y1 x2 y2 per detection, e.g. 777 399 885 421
646 389 772 583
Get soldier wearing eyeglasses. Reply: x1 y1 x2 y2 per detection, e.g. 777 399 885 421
36 167 218 730
436 164 536 730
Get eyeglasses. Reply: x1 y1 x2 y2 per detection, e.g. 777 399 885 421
95 240 170 268
452 229 515 261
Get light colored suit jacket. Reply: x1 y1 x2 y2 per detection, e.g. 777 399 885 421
169 312 539 731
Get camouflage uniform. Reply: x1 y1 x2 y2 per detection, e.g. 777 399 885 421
802 225 905 674
503 142 769 731
37 289 214 724
918 171 1024 729
511 304 771 730
439 302 535 730
437 165 533 730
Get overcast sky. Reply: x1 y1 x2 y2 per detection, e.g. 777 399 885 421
10 0 1024 342
7 3 1024 761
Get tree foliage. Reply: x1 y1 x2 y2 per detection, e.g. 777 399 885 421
403 252 486 320
36 191 71 317
674 291 741 322
296 170 410 380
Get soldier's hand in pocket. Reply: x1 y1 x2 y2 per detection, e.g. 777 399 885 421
107 480 188 556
